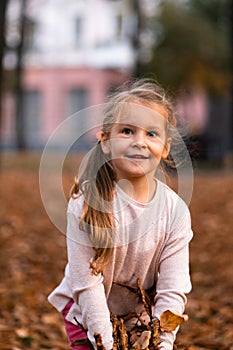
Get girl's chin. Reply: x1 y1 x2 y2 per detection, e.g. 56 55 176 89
117 171 156 182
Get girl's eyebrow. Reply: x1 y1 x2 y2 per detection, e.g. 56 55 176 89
117 121 161 128
115 123 134 129
117 122 163 131
145 125 162 130
117 123 131 126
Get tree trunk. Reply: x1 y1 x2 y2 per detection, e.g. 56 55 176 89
0 0 8 152
15 0 27 150
131 0 142 78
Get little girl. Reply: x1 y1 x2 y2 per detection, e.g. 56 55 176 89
48 79 193 350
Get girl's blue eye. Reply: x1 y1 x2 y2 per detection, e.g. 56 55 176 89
147 131 159 137
122 128 133 135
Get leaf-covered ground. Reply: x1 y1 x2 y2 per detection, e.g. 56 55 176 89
0 153 232 350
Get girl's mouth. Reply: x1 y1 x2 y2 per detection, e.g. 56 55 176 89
125 154 149 160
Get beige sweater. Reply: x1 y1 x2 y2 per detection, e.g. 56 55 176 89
48 180 193 350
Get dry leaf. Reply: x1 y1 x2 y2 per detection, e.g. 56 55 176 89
112 315 119 350
72 337 92 346
15 328 30 338
119 318 129 349
130 330 141 345
160 310 188 332
132 330 151 349
94 333 106 350
137 279 152 319
151 318 163 349
151 318 160 338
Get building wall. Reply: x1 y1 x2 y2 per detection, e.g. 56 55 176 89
23 66 130 140
2 66 130 148
24 0 135 69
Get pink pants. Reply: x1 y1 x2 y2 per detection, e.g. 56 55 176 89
62 300 91 350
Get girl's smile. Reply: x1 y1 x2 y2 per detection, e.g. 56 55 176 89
125 154 150 160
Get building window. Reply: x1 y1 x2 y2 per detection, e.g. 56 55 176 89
115 13 122 39
67 88 87 115
22 90 42 147
74 17 83 47
67 89 89 149
24 19 37 51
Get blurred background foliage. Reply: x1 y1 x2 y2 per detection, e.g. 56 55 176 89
139 0 232 96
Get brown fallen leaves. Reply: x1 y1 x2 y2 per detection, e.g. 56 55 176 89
2 156 232 349
73 278 188 350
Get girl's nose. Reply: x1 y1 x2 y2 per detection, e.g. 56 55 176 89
132 131 147 148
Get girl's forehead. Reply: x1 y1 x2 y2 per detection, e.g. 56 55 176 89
115 101 167 127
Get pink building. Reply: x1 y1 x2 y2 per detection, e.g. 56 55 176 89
2 0 135 148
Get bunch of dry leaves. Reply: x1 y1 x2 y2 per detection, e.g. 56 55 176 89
73 279 188 350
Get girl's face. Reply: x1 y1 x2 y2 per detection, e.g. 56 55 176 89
101 102 171 184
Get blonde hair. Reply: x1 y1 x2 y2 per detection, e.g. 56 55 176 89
70 78 177 275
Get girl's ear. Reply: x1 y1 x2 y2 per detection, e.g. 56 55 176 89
96 131 111 154
161 137 171 159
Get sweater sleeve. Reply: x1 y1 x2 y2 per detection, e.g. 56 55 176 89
153 207 193 350
66 200 113 350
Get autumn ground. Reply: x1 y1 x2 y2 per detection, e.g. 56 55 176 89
0 152 232 350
